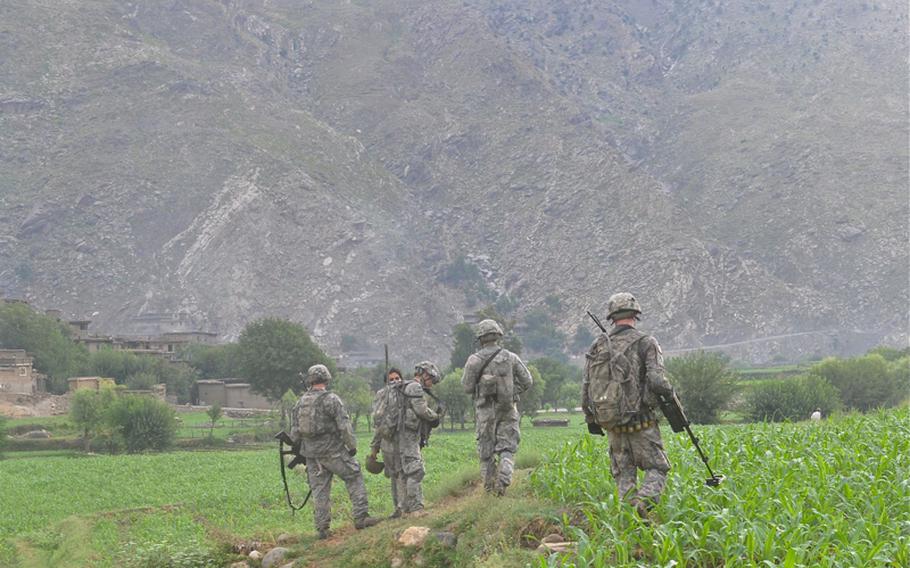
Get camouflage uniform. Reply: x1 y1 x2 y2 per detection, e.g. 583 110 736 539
461 331 533 494
291 386 370 536
371 378 439 513
370 382 404 515
583 324 674 507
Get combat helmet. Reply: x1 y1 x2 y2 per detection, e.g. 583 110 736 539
415 361 442 384
475 318 504 339
306 364 332 385
607 292 642 321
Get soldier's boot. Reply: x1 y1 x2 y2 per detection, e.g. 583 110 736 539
494 482 508 497
354 516 382 530
405 506 427 518
389 509 403 519
628 497 652 521
317 527 331 540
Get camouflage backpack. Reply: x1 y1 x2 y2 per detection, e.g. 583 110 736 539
585 331 646 429
295 391 331 436
372 382 404 440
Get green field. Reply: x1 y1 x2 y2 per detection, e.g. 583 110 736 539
1 411 906 567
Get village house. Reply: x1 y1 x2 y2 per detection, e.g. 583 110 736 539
0 349 42 395
195 379 271 409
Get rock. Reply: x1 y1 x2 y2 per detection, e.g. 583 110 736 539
541 533 564 544
397 526 431 547
433 532 457 548
390 557 403 568
276 533 296 545
261 547 289 568
229 562 249 568
22 429 50 439
248 550 262 561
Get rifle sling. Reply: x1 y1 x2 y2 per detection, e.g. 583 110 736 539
473 348 503 399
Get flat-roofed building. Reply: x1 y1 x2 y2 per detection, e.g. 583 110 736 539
0 349 37 395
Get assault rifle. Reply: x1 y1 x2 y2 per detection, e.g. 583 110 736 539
585 310 725 487
275 430 311 513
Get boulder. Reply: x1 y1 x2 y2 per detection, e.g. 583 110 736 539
433 532 457 548
397 526 431 547
262 547 289 568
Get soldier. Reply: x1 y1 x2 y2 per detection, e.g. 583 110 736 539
582 293 679 518
368 368 405 518
369 362 441 516
461 319 533 496
291 364 381 539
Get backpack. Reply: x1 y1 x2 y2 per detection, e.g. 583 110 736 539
586 332 646 429
295 391 331 436
474 349 515 411
372 382 404 440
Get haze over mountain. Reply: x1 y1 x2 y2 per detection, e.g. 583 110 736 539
1 0 907 363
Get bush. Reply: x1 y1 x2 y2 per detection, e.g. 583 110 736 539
107 396 177 453
746 375 841 422
666 351 739 424
811 354 909 411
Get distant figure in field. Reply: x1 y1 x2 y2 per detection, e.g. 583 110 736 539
810 408 822 421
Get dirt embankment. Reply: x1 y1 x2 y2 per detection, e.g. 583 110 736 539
0 392 70 418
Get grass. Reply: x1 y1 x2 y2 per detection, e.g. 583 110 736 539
2 410 905 566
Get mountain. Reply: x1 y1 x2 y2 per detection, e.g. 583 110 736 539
0 0 906 363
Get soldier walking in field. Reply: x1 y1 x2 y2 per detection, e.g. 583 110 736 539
369 362 442 516
461 319 533 496
583 293 682 518
291 364 381 539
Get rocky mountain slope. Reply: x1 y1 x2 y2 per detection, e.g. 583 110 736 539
0 0 906 363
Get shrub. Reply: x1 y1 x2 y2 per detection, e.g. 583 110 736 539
107 396 177 453
746 375 841 422
811 354 908 411
666 351 739 424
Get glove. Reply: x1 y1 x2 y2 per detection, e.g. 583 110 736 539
348 447 357 457
587 422 605 436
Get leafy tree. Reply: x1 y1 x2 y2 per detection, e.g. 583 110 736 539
126 371 158 390
517 365 545 424
180 343 240 379
107 395 177 453
521 308 567 360
155 361 199 404
450 323 476 370
0 303 88 392
70 387 117 452
278 389 298 431
531 357 581 410
811 354 908 411
571 326 595 352
866 345 910 361
333 373 372 432
86 349 153 384
236 318 334 400
436 369 472 430
556 381 581 413
206 403 222 439
666 351 740 424
746 375 841 422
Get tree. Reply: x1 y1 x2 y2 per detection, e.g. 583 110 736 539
333 373 372 431
666 352 740 424
746 375 841 422
107 395 177 453
450 323 476 370
556 381 581 413
206 403 222 439
236 318 334 400
811 354 908 411
0 303 88 392
436 369 472 430
531 357 581 410
70 387 116 452
126 371 157 390
521 308 567 360
517 365 545 424
278 389 298 431
571 326 595 352
181 343 240 379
